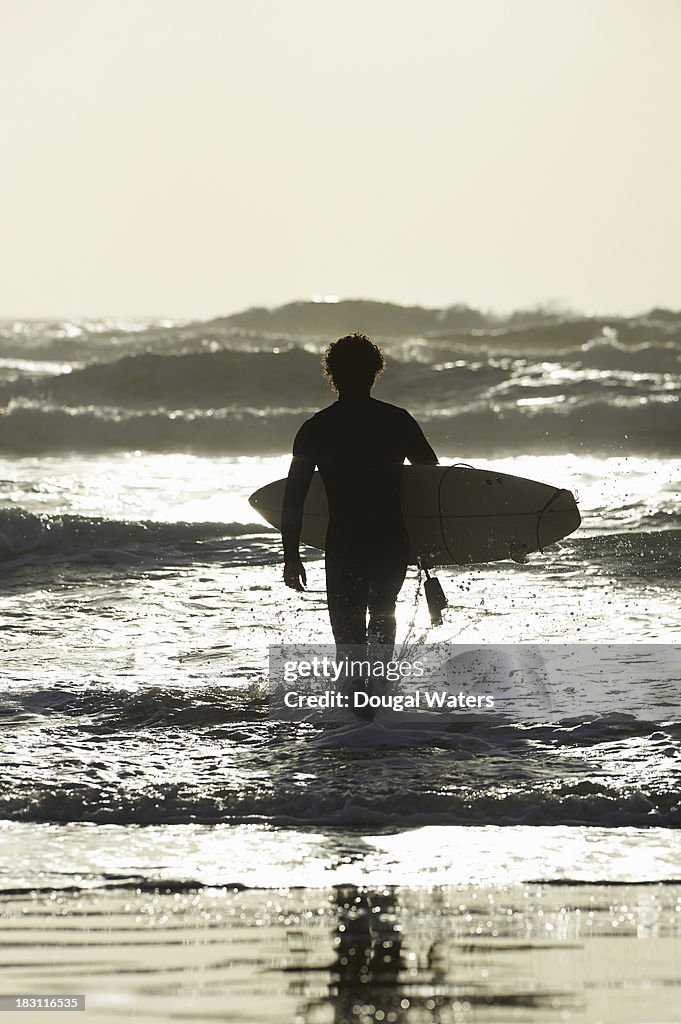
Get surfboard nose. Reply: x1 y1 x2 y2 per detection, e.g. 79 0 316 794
247 478 289 535
248 486 265 510
537 489 581 549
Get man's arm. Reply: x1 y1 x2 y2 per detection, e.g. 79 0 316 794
403 410 438 465
281 422 315 591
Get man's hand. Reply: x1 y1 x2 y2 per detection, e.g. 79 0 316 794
284 560 307 591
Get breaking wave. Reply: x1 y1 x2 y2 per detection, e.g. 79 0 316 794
1 683 679 826
1 303 678 454
0 393 678 454
0 507 274 567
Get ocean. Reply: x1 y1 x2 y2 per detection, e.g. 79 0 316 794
1 301 680 1021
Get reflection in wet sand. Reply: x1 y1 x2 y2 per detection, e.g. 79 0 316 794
2 882 680 1022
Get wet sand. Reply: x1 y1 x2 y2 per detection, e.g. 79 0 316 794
2 882 680 1023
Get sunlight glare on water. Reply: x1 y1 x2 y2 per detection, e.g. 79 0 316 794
1 453 291 523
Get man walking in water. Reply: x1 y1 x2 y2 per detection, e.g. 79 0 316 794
282 333 438 650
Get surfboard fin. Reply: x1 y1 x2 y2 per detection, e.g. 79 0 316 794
424 568 448 626
510 543 529 563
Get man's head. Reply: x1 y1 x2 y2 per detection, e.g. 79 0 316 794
323 332 385 392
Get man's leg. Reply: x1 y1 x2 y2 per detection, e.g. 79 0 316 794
325 557 373 720
367 558 408 647
325 557 369 645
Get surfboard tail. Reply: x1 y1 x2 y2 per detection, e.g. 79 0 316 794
536 489 581 550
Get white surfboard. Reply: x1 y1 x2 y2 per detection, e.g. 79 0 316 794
249 464 580 566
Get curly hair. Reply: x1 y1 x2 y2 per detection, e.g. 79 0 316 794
322 332 385 392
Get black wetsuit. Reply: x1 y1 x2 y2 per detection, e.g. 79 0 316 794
282 393 437 645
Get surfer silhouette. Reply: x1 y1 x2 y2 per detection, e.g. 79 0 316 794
282 333 438 649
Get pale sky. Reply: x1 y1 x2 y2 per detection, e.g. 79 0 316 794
1 0 680 319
